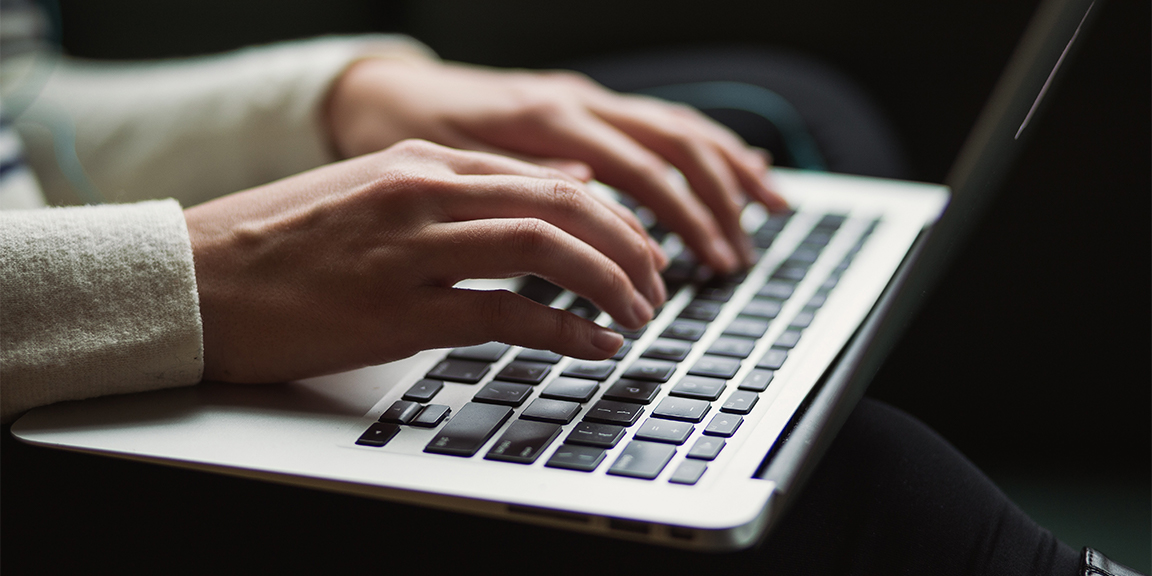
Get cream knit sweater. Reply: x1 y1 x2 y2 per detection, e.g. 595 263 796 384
0 35 435 422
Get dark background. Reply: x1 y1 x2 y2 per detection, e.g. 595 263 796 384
4 0 1148 572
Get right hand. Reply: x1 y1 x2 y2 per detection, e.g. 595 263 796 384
184 139 667 383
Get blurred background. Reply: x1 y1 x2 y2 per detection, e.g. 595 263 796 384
6 0 1149 571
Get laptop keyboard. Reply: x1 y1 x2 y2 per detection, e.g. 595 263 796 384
356 210 879 486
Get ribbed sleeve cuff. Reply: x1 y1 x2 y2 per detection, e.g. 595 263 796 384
1 199 202 422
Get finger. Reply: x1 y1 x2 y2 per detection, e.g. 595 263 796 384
419 132 599 182
410 140 586 184
661 103 790 210
436 173 666 306
417 218 655 330
418 287 624 360
481 109 741 274
591 105 755 266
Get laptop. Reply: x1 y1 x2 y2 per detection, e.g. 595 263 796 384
10 0 1098 552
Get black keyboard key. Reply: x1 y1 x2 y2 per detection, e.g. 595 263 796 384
807 290 829 308
410 404 451 428
485 420 562 464
661 259 697 293
427 359 490 384
725 317 770 339
611 339 634 361
679 299 722 322
473 381 534 407
566 297 601 320
721 390 759 414
565 422 626 448
540 377 600 403
757 349 788 370
738 369 775 392
817 213 848 228
546 444 607 472
757 280 796 300
642 338 692 362
670 376 727 401
516 348 563 364
520 398 582 424
772 261 810 281
742 298 782 319
688 355 742 380
622 358 678 382
424 402 513 457
495 361 551 384
602 379 661 404
634 419 694 445
379 400 423 424
803 231 834 246
695 283 736 302
790 309 816 328
517 276 563 305
356 422 400 447
774 329 802 349
687 436 726 460
790 245 822 263
448 342 510 362
707 336 756 359
704 413 743 437
584 400 644 426
609 322 647 340
661 319 708 342
608 440 677 480
652 397 711 423
669 460 708 485
562 359 617 381
403 379 444 403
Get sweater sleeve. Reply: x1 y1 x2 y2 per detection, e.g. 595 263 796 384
1 36 437 422
0 200 201 422
16 35 436 208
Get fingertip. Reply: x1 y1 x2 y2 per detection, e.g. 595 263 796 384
710 236 741 275
648 236 669 270
591 327 624 355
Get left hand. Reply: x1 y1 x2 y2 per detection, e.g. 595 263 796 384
324 58 789 274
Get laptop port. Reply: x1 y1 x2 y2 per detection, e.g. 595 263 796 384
608 518 650 534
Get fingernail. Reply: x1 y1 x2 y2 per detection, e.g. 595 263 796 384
648 236 669 270
712 237 740 274
592 327 624 354
735 234 755 268
631 289 654 326
646 270 667 307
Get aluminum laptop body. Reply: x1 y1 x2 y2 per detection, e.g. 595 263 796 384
10 0 1097 552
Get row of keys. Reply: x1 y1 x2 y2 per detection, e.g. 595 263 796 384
358 212 875 487
537 213 845 483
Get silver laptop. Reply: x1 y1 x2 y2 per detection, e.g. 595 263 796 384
10 0 1097 551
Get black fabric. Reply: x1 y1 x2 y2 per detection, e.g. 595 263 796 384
757 398 1081 575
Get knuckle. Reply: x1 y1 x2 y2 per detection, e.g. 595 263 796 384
547 180 587 216
390 138 438 156
479 290 520 334
506 218 556 258
550 309 581 344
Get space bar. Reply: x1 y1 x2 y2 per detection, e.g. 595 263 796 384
424 402 513 457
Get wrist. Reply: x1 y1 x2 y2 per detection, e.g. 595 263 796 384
323 57 428 159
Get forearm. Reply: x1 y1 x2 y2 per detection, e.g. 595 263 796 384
15 35 435 208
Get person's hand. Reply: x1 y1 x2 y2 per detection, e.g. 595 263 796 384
185 139 666 383
324 58 789 274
